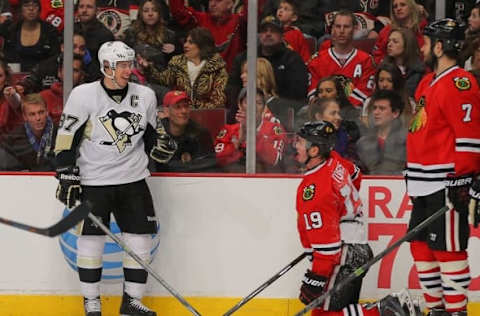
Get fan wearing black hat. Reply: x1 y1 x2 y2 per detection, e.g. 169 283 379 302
405 18 480 316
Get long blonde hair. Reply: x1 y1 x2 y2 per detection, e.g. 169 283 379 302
256 58 278 98
391 0 422 32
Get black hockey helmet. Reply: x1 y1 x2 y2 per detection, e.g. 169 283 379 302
297 121 337 157
423 18 466 53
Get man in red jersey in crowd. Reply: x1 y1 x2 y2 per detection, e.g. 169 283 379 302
405 18 480 316
168 0 250 71
307 10 375 106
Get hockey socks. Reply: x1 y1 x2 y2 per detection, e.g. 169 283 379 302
410 241 443 309
77 235 106 299
433 250 470 313
122 233 152 299
411 241 470 313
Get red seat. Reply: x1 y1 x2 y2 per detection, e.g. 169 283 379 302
353 38 376 54
11 72 28 85
189 108 226 139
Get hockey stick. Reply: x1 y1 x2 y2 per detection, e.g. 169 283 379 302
223 252 309 316
87 213 202 316
0 201 92 237
293 205 450 316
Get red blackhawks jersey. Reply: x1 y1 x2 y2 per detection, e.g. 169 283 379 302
169 0 247 71
214 113 286 167
406 66 480 197
296 151 364 277
283 26 311 63
307 47 375 106
40 0 64 31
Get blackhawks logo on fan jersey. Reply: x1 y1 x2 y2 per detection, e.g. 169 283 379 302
99 109 144 153
303 184 315 201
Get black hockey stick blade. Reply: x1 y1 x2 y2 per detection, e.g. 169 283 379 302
0 201 92 237
223 252 309 316
293 205 450 316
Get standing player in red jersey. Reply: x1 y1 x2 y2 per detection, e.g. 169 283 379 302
294 120 421 316
405 19 480 316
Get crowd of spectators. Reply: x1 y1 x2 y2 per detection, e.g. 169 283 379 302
0 0 476 175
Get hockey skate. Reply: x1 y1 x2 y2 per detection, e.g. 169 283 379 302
119 292 157 316
377 289 422 316
84 297 101 316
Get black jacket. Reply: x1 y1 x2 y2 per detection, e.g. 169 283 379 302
74 20 115 61
0 124 57 171
0 20 60 72
155 118 217 172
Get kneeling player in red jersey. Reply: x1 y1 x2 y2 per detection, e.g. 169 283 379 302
294 121 421 316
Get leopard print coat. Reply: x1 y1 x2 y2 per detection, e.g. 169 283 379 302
148 53 228 109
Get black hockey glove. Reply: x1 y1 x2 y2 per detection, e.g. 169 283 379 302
55 166 82 209
446 175 473 212
299 270 328 305
469 176 480 228
150 121 177 164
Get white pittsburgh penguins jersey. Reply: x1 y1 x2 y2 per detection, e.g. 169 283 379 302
55 81 157 185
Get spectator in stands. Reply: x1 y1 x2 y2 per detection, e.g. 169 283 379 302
384 27 425 96
131 43 169 103
227 15 308 120
261 0 334 38
168 0 248 71
361 62 415 129
123 0 180 63
461 3 480 70
0 60 25 135
39 55 85 125
155 90 217 172
0 93 56 171
20 32 99 93
309 97 361 166
215 87 287 173
372 0 428 65
144 27 228 109
307 10 375 107
39 0 64 31
74 0 115 63
469 39 480 74
0 0 59 72
239 58 287 125
275 0 310 62
356 89 406 175
0 0 11 24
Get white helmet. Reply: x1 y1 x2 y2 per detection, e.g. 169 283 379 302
98 41 135 79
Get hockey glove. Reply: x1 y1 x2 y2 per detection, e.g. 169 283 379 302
150 122 177 164
299 270 328 305
55 166 82 209
446 175 473 212
469 176 480 228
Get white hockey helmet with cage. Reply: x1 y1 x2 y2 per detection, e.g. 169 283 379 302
98 41 135 79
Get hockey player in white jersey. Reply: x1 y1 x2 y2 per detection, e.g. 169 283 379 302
54 41 177 316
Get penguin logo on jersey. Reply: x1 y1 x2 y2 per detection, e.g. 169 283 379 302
303 184 315 201
99 110 144 153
